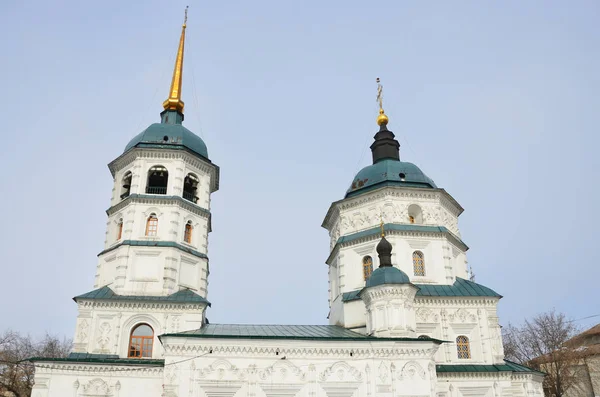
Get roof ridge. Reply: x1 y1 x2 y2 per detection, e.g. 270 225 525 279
73 286 210 305
203 323 342 327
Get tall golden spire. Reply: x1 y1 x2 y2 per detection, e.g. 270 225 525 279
163 7 188 113
376 77 389 126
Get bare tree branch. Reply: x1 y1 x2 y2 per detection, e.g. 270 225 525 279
502 309 589 397
0 330 71 397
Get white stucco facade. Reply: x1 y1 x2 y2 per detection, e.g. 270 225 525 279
31 28 545 397
31 129 546 397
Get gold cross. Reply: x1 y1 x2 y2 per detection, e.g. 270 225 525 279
376 77 384 111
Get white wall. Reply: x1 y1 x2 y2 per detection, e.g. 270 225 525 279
71 299 206 358
94 245 209 297
164 337 439 397
33 336 542 397
92 148 216 298
32 364 163 397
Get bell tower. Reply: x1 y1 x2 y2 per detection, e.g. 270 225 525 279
71 9 220 358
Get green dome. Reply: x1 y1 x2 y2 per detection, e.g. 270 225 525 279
124 112 209 159
365 266 411 287
347 159 436 197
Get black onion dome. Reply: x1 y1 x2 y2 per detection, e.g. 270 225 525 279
377 236 393 267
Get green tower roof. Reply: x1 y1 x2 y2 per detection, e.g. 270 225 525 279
347 159 436 197
124 110 209 159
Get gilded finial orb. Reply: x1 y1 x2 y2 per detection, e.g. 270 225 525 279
377 108 389 126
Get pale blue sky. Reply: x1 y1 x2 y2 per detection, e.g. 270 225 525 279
1 1 599 338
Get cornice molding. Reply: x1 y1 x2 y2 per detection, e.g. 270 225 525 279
436 371 514 380
162 343 438 360
416 297 500 306
360 285 419 306
98 240 208 259
76 300 207 311
322 186 463 230
341 291 499 307
106 194 210 220
33 362 163 377
326 226 467 265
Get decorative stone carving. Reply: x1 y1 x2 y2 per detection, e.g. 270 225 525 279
319 362 363 382
377 361 389 384
259 361 306 382
416 307 439 323
448 308 476 323
333 199 464 249
96 322 111 351
170 316 181 333
400 361 426 380
77 320 89 343
165 364 179 384
81 378 112 396
198 359 244 381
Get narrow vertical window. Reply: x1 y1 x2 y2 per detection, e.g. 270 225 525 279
117 219 123 240
121 171 132 200
145 214 158 236
408 204 422 224
456 335 471 359
413 251 425 276
184 221 193 244
363 256 373 280
128 324 154 358
183 173 199 204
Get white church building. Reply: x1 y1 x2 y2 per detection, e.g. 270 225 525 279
31 13 545 397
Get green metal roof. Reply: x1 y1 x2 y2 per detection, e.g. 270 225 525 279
346 159 437 198
436 360 544 375
30 353 164 366
365 267 411 287
343 277 501 302
335 223 468 252
161 324 443 343
73 286 211 306
98 240 208 259
124 110 209 159
416 277 501 297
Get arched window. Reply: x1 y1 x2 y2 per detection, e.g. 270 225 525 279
128 324 154 358
413 251 425 276
117 218 123 240
146 166 168 195
145 214 158 236
184 221 193 244
407 204 423 224
183 173 199 204
363 256 373 280
456 335 471 359
121 171 132 200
